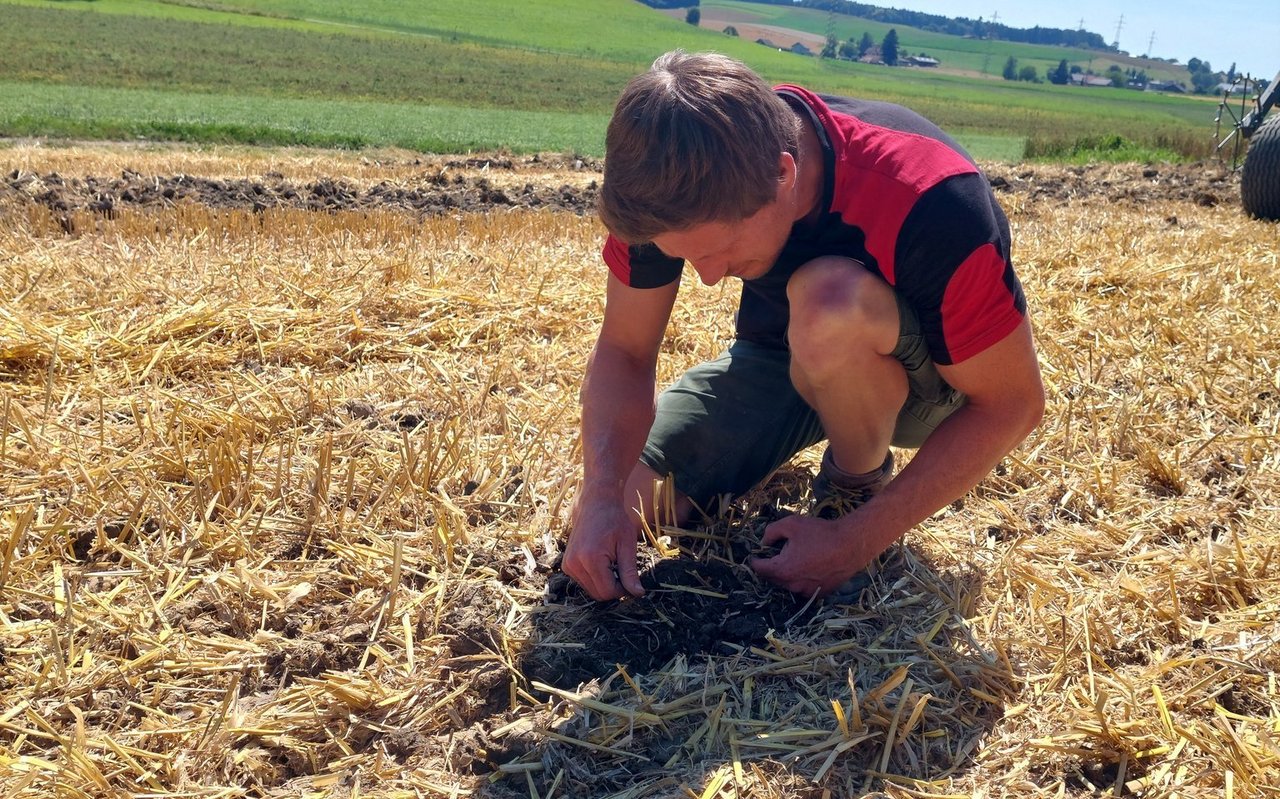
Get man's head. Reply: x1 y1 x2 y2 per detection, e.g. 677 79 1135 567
599 51 801 246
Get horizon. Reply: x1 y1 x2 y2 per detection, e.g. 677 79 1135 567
876 0 1275 81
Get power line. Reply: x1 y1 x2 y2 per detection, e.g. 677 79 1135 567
980 10 998 74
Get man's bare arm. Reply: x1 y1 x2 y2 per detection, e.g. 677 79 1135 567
752 316 1044 595
563 273 679 600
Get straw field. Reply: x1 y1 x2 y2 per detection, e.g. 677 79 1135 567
1 142 1277 798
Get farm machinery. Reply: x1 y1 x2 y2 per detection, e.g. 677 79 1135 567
1215 69 1280 220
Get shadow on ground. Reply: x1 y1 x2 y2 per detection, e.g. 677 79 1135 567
434 468 1016 798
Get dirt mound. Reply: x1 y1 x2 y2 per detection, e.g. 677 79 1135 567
2 155 601 218
0 156 1241 221
982 160 1240 207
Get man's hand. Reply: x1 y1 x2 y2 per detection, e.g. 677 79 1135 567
749 513 873 597
752 317 1045 598
562 500 646 601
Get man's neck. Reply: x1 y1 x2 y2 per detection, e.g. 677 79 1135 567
793 112 826 228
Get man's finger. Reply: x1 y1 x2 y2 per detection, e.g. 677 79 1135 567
571 555 619 602
748 545 788 578
616 546 645 597
760 521 790 545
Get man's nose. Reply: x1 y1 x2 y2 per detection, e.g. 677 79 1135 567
692 259 727 285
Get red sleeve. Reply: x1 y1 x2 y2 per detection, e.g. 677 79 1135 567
602 234 633 284
940 243 1024 363
600 234 684 289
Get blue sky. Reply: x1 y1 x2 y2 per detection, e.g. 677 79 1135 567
891 1 1278 80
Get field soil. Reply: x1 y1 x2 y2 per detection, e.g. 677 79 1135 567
1 141 1276 799
668 8 828 52
2 143 1242 217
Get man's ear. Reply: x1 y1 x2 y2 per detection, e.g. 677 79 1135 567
778 151 797 181
777 151 798 196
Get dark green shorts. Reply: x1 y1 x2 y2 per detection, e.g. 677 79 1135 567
640 294 965 510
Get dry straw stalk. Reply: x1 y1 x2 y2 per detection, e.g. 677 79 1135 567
0 144 1277 798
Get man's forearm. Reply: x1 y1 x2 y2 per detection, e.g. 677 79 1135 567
843 399 1041 554
751 382 1042 597
579 343 659 503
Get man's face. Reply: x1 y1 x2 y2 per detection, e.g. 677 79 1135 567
651 193 795 286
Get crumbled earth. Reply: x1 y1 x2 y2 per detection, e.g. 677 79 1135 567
2 152 601 218
981 160 1240 207
523 553 812 690
0 155 1243 219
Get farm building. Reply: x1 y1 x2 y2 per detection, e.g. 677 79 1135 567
1071 73 1115 87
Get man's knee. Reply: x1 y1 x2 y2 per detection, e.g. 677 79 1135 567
786 257 899 376
623 462 694 528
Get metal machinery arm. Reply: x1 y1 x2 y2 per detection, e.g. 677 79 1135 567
1240 70 1280 138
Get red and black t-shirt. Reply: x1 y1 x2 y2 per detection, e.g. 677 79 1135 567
601 85 1026 366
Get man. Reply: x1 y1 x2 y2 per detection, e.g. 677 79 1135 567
563 51 1044 602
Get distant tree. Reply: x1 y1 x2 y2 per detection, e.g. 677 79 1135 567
1070 65 1082 75
1182 56 1223 93
1191 71 1220 93
722 25 738 36
1106 65 1126 87
1048 59 1070 85
685 7 699 25
838 37 857 60
858 31 874 57
881 29 899 65
1227 62 1237 83
1018 64 1039 82
821 33 838 59
1002 55 1018 81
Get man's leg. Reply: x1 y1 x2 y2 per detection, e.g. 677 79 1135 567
634 340 826 524
620 462 696 533
786 257 907 476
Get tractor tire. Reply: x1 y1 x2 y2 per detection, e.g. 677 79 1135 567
1241 114 1280 221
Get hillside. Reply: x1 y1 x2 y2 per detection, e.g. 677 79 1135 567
1 0 1221 160
691 0 1190 85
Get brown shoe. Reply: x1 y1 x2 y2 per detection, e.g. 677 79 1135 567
810 448 895 604
811 448 894 520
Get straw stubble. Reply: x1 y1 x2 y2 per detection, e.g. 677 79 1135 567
1 144 1276 798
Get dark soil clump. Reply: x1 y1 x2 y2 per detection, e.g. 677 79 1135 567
522 554 811 690
3 166 599 217
2 159 1241 224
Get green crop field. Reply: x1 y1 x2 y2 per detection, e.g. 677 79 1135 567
0 0 1225 161
700 0 1189 83
0 81 611 154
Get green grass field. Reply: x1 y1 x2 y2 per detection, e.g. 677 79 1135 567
0 81 611 154
0 0 1224 161
700 0 1189 83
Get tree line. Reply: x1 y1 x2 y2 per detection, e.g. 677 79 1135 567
997 54 1258 96
733 0 1109 50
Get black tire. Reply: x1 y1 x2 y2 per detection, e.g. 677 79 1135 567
1242 114 1280 221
